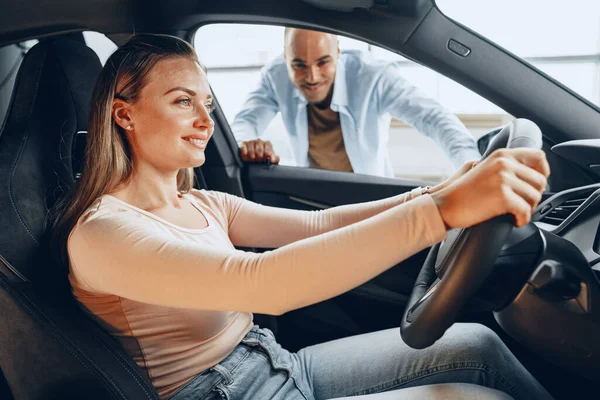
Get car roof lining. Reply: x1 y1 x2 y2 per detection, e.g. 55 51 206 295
0 0 431 47
2 0 600 149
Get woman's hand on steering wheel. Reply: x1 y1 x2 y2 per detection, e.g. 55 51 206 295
431 148 550 230
430 159 479 194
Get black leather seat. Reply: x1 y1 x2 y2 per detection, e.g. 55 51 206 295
0 37 160 399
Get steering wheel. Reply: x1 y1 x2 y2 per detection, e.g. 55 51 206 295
400 118 543 349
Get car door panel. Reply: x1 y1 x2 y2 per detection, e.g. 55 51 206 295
241 163 434 348
244 164 432 206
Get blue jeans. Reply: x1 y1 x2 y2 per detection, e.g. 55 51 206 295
170 324 553 400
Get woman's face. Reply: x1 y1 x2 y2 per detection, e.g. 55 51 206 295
115 57 214 172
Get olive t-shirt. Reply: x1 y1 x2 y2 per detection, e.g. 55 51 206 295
307 104 353 172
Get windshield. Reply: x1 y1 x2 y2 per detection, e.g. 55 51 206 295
436 0 600 107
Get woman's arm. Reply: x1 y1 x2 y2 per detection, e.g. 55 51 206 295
209 187 425 249
70 148 550 316
69 195 446 316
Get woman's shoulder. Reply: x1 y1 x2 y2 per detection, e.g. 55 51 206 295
72 195 149 236
86 194 142 217
188 189 246 228
188 189 243 209
188 188 220 207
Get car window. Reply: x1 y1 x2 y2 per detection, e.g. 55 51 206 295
194 23 509 183
436 0 600 109
83 31 117 65
0 40 37 129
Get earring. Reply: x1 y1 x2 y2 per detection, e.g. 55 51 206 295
126 126 132 130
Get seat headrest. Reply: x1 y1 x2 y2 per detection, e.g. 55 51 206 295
0 38 102 282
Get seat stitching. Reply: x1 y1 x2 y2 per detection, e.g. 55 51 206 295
53 42 84 193
7 47 47 246
119 296 153 379
52 119 73 199
2 265 158 399
88 318 158 399
0 274 122 399
52 43 159 397
2 42 158 399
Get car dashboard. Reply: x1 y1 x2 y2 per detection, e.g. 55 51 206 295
532 183 600 279
487 178 600 381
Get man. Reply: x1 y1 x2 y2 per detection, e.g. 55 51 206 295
232 28 481 177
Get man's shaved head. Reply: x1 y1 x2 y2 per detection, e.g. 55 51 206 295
283 28 340 106
284 28 338 52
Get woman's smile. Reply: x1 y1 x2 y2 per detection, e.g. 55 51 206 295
183 136 208 150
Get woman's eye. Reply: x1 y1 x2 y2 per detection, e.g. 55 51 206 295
177 98 192 107
205 103 215 113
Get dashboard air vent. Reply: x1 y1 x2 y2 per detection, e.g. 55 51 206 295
540 196 588 226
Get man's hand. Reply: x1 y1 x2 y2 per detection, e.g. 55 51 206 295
239 139 281 164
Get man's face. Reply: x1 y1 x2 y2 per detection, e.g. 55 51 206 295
284 29 340 105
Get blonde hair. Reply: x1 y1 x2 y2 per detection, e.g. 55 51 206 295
50 34 205 267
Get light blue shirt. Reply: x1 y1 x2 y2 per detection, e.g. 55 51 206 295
231 50 481 177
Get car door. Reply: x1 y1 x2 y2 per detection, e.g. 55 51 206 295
191 7 598 350
245 164 437 350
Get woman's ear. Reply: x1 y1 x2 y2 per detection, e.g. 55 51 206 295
113 99 134 131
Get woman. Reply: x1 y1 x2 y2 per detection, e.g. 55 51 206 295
52 34 552 400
